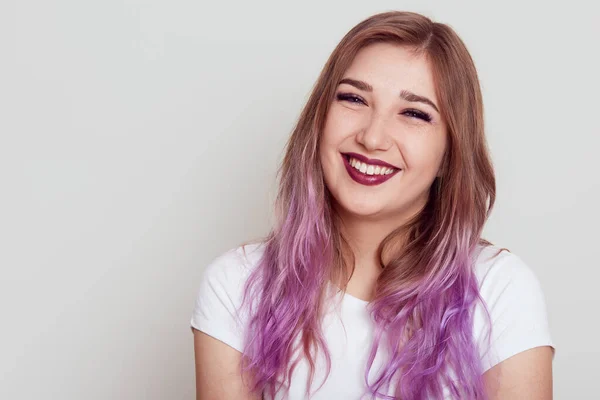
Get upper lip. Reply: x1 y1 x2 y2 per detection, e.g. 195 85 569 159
342 152 401 169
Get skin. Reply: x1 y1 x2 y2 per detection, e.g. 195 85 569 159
484 346 554 399
193 330 261 400
319 42 447 301
194 42 553 399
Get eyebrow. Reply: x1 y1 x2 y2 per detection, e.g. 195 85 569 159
338 78 440 113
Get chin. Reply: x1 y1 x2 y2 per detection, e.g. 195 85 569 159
334 196 390 219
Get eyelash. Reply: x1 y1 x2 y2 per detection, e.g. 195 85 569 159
335 92 433 123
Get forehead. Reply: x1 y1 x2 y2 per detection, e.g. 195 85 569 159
343 42 437 100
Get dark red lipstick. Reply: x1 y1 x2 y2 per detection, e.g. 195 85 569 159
341 152 401 186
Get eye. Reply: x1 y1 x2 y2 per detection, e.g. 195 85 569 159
336 92 367 105
402 109 432 123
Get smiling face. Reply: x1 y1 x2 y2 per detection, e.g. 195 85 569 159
319 42 447 223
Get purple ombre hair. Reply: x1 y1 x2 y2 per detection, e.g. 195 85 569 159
239 11 496 399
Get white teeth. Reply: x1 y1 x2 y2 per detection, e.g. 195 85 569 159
347 157 397 176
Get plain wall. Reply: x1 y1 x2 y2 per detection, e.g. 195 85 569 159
1 0 598 398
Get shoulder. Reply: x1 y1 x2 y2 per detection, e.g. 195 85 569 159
190 241 266 352
201 241 266 285
471 243 554 372
472 244 545 306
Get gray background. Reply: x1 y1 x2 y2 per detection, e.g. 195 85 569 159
1 0 598 398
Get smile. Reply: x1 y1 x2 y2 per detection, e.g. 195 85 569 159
341 152 401 186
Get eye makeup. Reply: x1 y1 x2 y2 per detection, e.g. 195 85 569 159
335 92 433 123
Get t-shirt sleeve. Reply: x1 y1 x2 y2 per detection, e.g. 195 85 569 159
190 247 253 353
475 250 555 372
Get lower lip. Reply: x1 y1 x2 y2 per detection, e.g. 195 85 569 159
342 155 400 186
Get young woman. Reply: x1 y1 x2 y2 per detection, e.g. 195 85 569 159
191 11 554 400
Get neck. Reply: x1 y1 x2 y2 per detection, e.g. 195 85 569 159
336 209 406 272
334 198 428 272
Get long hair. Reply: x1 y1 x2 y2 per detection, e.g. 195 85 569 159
239 11 496 399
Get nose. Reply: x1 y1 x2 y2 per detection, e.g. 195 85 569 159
355 112 393 152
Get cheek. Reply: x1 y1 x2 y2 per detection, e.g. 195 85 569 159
319 120 339 170
402 132 447 174
322 107 363 146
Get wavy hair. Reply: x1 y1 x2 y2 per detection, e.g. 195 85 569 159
239 11 496 399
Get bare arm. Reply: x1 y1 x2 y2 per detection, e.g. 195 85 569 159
193 328 262 400
483 346 554 399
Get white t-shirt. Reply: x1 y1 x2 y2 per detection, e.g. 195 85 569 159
191 242 554 399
